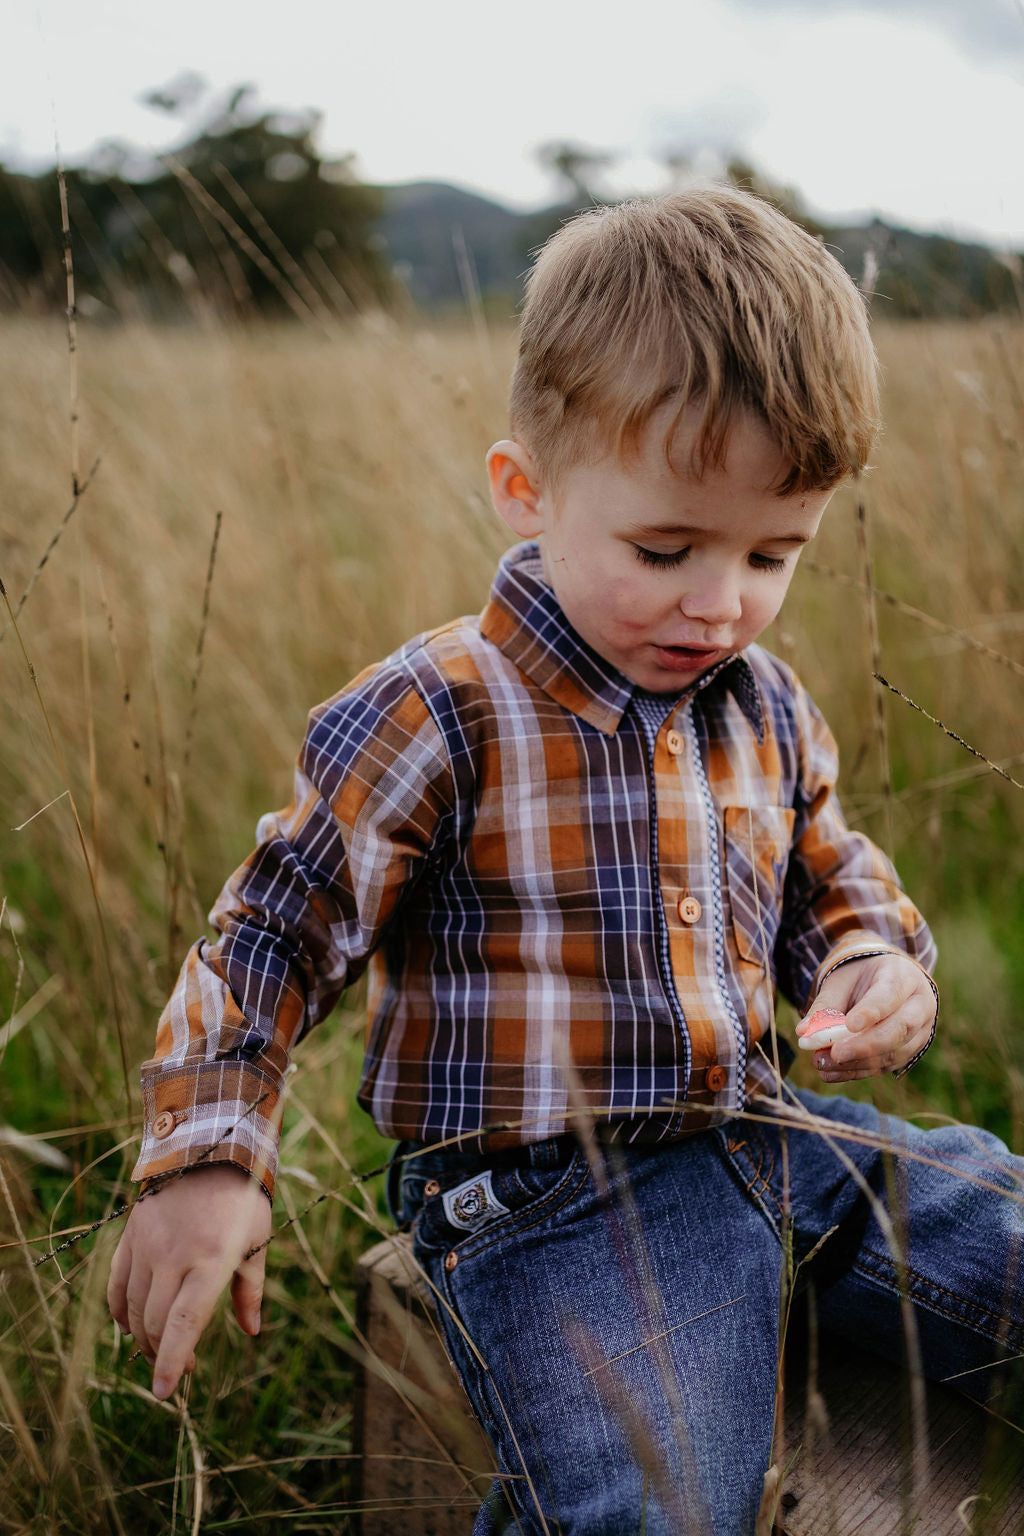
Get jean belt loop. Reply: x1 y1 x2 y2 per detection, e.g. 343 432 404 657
385 1139 422 1228
526 1132 573 1171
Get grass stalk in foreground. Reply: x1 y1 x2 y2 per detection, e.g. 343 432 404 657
1 314 1022 1528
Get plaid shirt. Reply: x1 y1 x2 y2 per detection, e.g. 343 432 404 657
133 542 936 1197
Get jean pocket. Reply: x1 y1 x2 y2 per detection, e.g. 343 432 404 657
413 1153 585 1257
723 804 796 965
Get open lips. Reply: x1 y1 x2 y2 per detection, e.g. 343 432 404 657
796 1006 854 1051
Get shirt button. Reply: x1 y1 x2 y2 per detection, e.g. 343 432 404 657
666 730 684 755
677 895 702 924
152 1111 176 1140
424 1179 441 1198
706 1064 728 1093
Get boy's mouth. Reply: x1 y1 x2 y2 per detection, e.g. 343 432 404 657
653 643 726 672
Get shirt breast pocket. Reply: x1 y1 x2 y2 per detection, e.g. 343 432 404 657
723 805 797 965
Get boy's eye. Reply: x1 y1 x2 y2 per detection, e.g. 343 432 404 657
633 545 690 569
749 553 787 574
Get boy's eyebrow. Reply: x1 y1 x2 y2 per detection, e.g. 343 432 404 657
626 522 812 544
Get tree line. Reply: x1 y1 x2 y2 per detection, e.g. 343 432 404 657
0 84 390 319
1 89 1019 322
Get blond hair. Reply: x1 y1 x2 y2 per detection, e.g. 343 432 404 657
509 186 880 493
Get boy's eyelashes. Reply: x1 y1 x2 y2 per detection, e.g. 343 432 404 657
748 553 788 574
632 544 689 569
631 545 788 575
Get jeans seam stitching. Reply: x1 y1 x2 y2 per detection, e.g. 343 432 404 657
753 1133 783 1221
437 1266 503 1451
863 1245 999 1311
730 1133 785 1225
856 1251 1018 1342
511 1168 533 1199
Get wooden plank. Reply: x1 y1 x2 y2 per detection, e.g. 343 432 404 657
778 1344 1024 1535
353 1235 495 1536
355 1234 1024 1535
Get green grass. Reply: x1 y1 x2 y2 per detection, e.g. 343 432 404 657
1 312 1023 1530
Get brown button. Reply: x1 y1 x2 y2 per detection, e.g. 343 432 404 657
152 1111 176 1140
444 1251 458 1272
424 1179 441 1198
666 730 684 756
706 1064 728 1093
677 895 702 924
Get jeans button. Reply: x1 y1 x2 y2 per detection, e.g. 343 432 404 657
445 1251 458 1272
424 1179 441 1198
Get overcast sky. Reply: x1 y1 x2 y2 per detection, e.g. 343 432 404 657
4 0 1023 245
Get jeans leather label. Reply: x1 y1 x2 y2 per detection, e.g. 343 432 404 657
442 1169 511 1233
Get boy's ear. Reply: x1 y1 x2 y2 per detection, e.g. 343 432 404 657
486 441 546 538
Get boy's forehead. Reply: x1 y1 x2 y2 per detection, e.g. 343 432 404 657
663 403 788 479
577 403 797 495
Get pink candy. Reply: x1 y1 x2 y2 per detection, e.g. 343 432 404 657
797 1006 853 1051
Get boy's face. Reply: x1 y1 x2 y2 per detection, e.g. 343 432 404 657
489 408 834 694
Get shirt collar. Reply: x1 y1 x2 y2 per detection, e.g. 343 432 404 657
480 541 764 739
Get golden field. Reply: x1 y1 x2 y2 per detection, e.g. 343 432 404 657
1 312 1023 1530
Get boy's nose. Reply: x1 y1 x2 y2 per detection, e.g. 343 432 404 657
680 578 743 626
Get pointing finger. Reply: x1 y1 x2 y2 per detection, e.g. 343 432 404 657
143 1268 198 1366
152 1267 226 1400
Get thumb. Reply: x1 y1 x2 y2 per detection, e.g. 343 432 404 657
230 1248 266 1336
796 974 857 1037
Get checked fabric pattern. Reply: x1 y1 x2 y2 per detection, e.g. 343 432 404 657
134 542 936 1196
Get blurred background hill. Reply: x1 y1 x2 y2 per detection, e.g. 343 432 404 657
1 84 1020 323
379 180 1023 319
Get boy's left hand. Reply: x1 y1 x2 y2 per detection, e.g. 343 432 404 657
796 953 936 1081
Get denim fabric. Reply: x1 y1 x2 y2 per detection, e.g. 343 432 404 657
400 1092 1024 1536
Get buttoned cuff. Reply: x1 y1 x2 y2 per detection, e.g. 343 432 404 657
132 1060 284 1201
812 942 939 1078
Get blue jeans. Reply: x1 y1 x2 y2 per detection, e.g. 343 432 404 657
396 1090 1024 1535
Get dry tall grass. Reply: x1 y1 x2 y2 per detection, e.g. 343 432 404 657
1 311 1022 1530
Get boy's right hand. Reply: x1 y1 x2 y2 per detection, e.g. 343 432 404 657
107 1163 272 1400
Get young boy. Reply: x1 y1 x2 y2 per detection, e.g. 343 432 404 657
108 188 1023 1535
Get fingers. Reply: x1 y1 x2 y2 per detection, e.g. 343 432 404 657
125 1262 157 1362
106 1232 133 1335
152 1266 226 1399
801 960 912 1026
116 1257 202 1383
813 1035 929 1081
108 1234 197 1378
105 1165 273 1400
801 955 937 1082
230 1248 267 1336
815 1003 933 1079
842 968 918 1037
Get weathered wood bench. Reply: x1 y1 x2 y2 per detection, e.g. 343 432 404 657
354 1234 1024 1535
